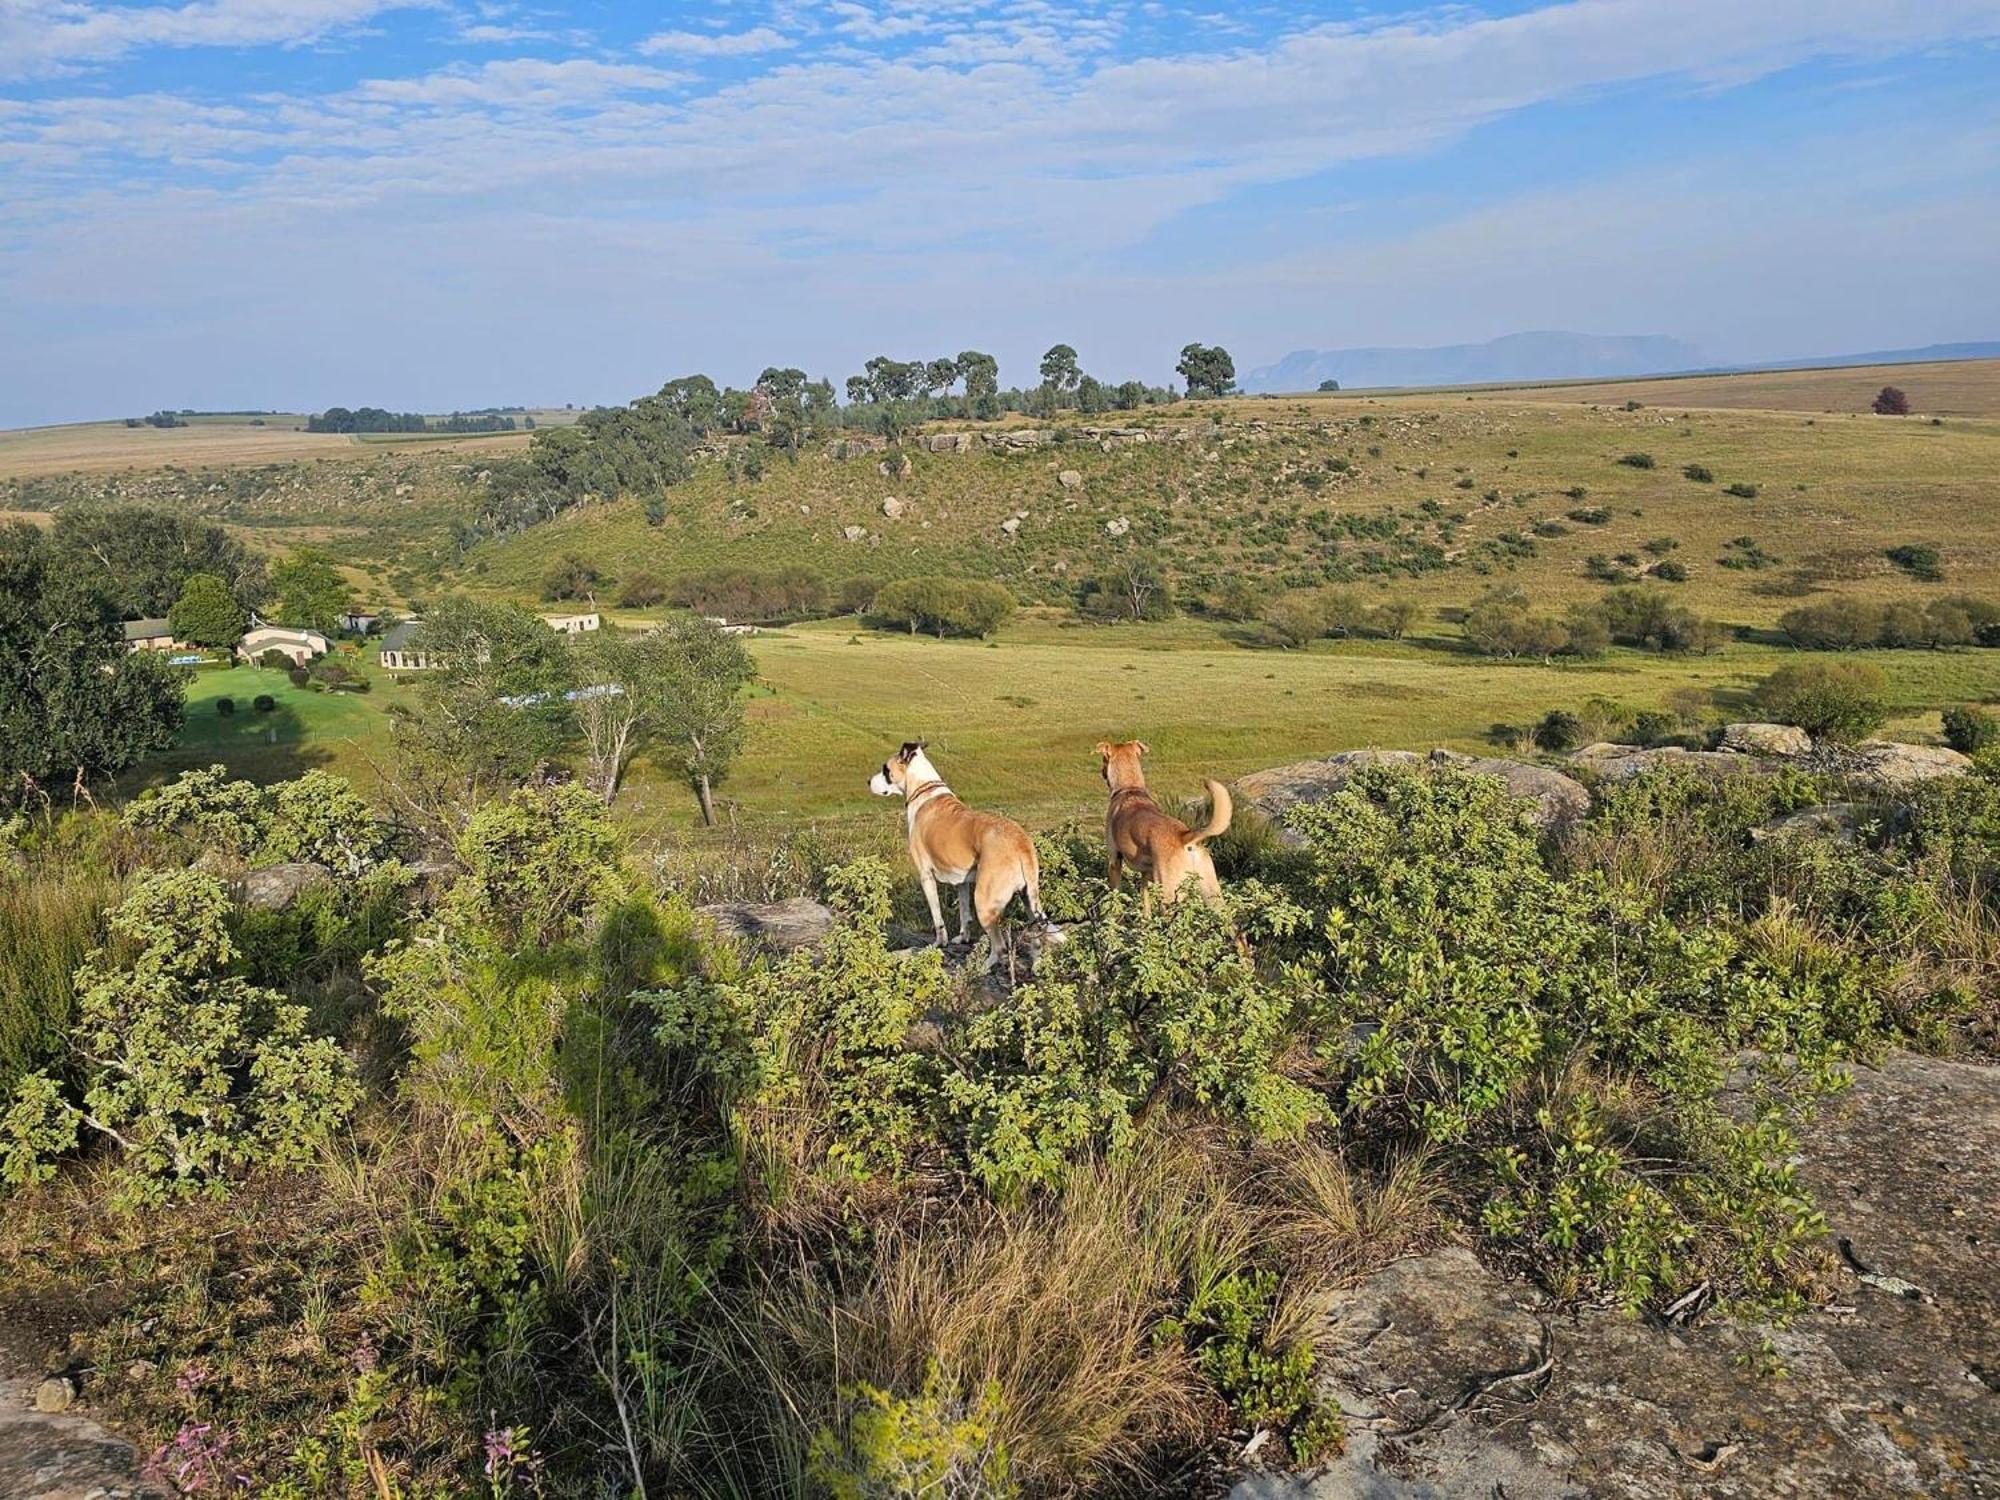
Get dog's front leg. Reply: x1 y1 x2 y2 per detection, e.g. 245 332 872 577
920 873 949 947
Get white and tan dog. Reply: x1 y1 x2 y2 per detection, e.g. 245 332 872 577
869 741 1058 975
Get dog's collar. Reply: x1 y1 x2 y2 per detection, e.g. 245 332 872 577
905 779 953 814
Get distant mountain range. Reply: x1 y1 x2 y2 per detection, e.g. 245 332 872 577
1240 333 2000 394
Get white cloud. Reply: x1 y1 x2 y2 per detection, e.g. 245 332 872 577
637 25 792 58
0 0 429 80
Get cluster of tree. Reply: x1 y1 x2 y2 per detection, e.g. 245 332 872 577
840 347 1183 435
665 566 833 623
1778 595 1999 651
1079 555 1177 623
307 407 522 434
46 505 266 619
0 522 186 798
123 411 187 429
1461 586 1727 661
384 600 755 826
866 576 1016 638
1261 587 1422 647
433 413 520 433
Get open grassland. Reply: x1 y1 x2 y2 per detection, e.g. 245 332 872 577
150 662 398 786
470 390 2000 628
0 414 544 480
1454 357 2000 418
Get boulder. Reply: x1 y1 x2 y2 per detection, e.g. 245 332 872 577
1105 516 1131 537
841 524 868 543
880 496 905 520
1750 802 1880 845
1057 469 1084 490
1234 749 1589 833
696 898 836 953
877 453 913 479
1720 721 1813 757
1237 1051 2000 1500
1566 743 1765 781
239 862 332 912
32 1377 75 1414
1848 739 1973 789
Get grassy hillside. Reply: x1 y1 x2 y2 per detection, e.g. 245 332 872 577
1458 357 2000 417
467 391 2000 628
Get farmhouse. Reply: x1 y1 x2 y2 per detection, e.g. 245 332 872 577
378 619 434 672
339 611 382 634
238 624 329 666
543 611 601 634
123 618 183 652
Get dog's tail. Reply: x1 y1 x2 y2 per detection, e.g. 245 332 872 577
1180 779 1233 847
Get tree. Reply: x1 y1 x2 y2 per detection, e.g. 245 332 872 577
1076 375 1109 415
270 549 350 631
1373 599 1421 639
957 350 1000 420
49 504 265 618
1038 344 1081 409
1753 661 1887 742
1263 591 1328 648
378 598 575 841
1872 385 1910 416
1177 343 1237 399
0 522 185 799
868 578 1015 638
924 356 961 403
541 552 605 603
1317 379 1340 393
1084 554 1174 623
167 573 246 649
647 615 756 826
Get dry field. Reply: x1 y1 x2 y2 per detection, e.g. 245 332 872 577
0 416 542 480
1460 358 2000 418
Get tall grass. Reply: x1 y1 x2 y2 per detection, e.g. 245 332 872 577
0 868 118 1093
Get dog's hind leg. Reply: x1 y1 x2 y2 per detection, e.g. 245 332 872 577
956 877 976 945
974 873 1017 978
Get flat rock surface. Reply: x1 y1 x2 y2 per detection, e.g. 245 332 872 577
1236 750 1589 832
0 1345 161 1500
696 896 837 952
1236 1052 2000 1499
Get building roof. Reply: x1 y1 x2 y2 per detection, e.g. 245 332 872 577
242 624 325 645
123 618 172 641
379 620 423 653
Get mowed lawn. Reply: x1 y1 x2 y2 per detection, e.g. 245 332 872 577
726 617 2000 828
147 664 398 786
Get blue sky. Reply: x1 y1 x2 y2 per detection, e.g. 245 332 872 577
2 0 1997 426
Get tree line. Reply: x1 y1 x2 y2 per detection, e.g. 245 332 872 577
308 407 521 434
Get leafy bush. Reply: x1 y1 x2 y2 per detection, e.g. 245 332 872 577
216 696 235 715
252 693 275 712
0 871 360 1207
1873 385 1910 416
1534 709 1584 752
1723 482 1759 499
1942 706 1997 755
1682 464 1713 483
868 577 1016 639
808 1369 1015 1500
614 570 667 608
1652 560 1688 583
1566 507 1612 525
1753 661 1887 742
1616 452 1655 469
1779 596 1991 651
1886 543 1943 582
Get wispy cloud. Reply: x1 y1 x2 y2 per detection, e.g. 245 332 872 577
638 25 792 58
0 0 431 80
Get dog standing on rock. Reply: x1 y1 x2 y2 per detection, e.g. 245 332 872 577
1096 740 1232 910
869 741 1058 976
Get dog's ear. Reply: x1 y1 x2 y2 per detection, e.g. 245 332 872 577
1094 741 1114 759
1135 741 1151 756
898 741 925 762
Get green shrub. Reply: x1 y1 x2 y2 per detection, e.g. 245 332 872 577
216 696 235 715
1753 661 1887 743
1616 452 1655 469
1942 706 1997 755
1652 560 1688 583
1723 482 1759 499
252 693 276 712
808 1368 1015 1500
1534 709 1584 751
0 871 360 1207
868 577 1016 638
1682 464 1713 483
1886 544 1943 582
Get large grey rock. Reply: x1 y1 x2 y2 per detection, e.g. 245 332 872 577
1235 1052 2000 1500
1057 469 1084 490
0 1356 163 1499
696 897 836 953
1720 721 1813 757
1236 750 1589 833
1567 743 1766 781
1750 801 1881 845
239 861 332 912
1848 739 1973 789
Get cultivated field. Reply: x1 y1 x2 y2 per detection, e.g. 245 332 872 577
1457 357 2000 418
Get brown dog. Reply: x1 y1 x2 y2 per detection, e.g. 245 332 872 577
870 741 1058 974
1096 740 1231 910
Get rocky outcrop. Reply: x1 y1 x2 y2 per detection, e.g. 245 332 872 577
1236 1052 2000 1500
696 897 836 953
1848 739 1974 790
1567 743 1774 781
1750 801 1882 845
239 861 332 912
0 1355 163 1499
1720 721 1813 757
1235 749 1590 833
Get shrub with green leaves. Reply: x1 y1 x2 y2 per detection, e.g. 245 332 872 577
1943 705 1998 756
1753 661 1887 743
1 871 359 1207
808 1367 1015 1500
